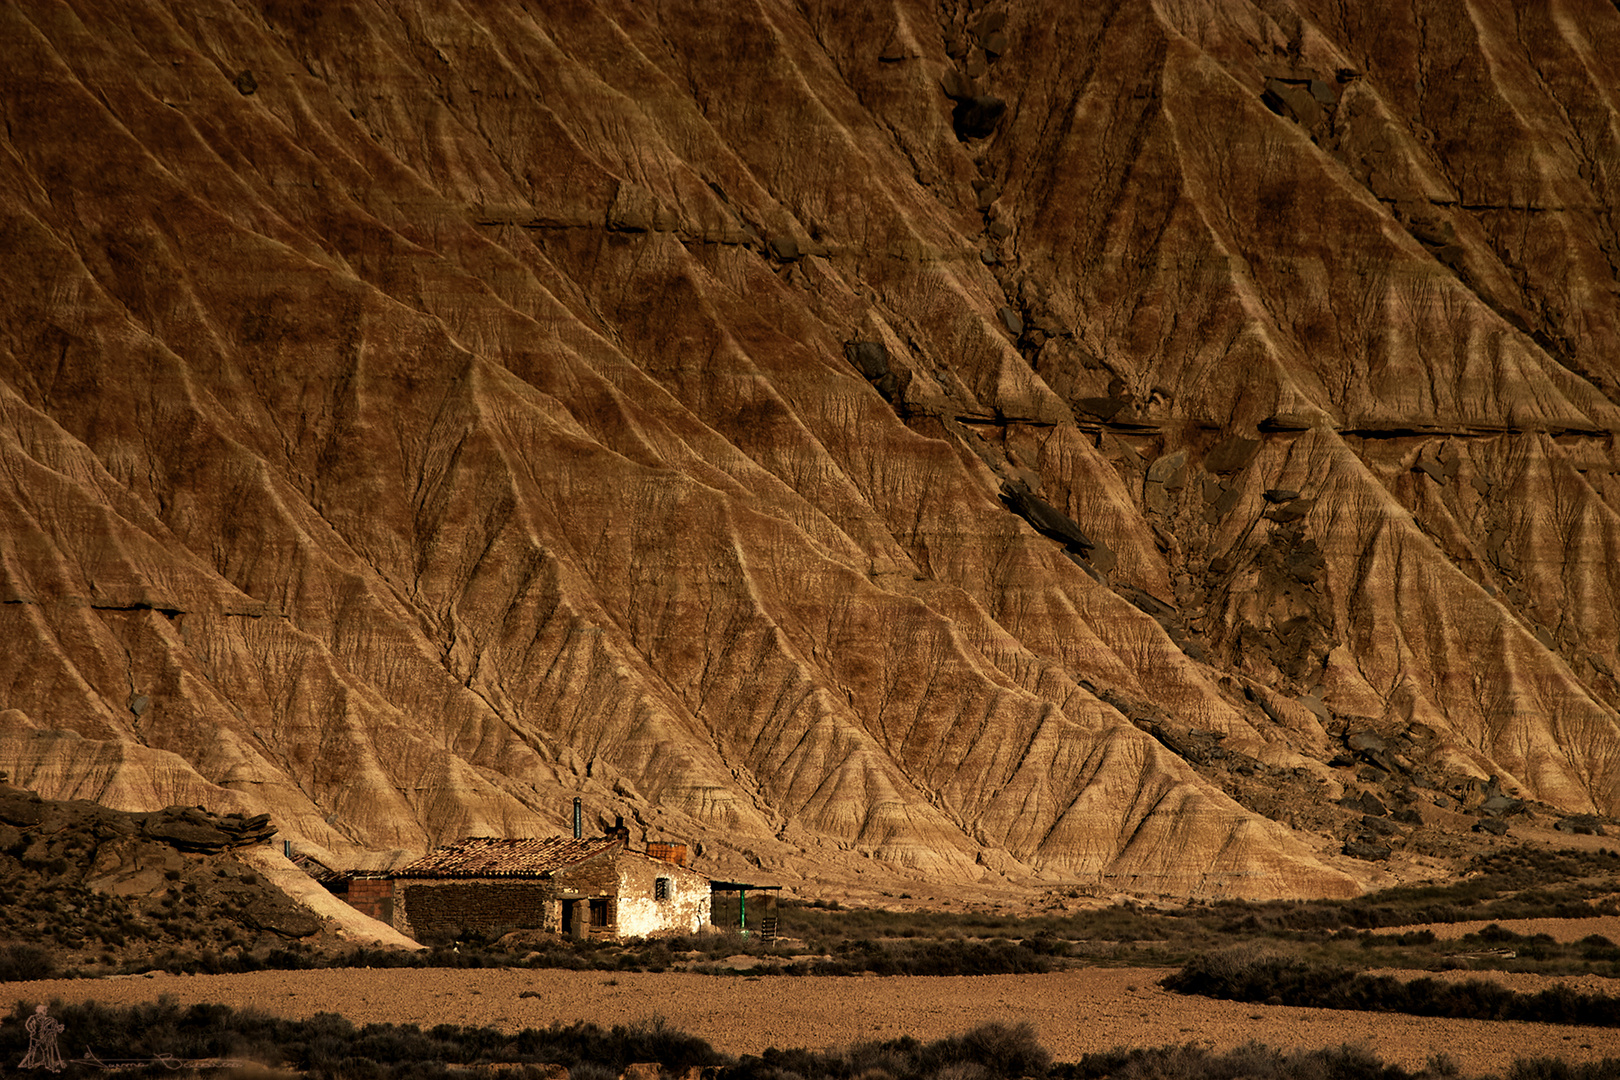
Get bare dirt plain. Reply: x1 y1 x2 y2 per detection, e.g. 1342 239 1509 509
6 967 1620 1073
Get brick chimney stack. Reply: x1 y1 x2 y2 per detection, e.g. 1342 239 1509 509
646 842 688 867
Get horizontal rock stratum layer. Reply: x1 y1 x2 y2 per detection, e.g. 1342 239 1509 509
1 0 1617 900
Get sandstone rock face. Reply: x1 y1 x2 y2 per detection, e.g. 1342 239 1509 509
0 0 1617 900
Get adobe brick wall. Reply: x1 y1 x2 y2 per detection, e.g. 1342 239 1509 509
345 878 394 923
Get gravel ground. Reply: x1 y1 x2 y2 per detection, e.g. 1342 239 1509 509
6 967 1620 1072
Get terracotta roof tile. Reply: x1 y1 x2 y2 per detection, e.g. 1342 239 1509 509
393 836 620 878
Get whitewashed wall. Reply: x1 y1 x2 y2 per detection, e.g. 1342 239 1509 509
615 854 710 937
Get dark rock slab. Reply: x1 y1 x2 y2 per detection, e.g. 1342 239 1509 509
1001 479 1094 553
1079 395 1130 420
1347 729 1387 753
0 787 45 826
238 895 324 938
767 235 802 261
1263 498 1312 523
143 817 232 851
1207 485 1241 520
940 68 976 100
1263 78 1323 126
1342 839 1391 860
1340 790 1388 816
1361 814 1401 836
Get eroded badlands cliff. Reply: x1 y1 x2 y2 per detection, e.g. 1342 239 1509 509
1 0 1618 900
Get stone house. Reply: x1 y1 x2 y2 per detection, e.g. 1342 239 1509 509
344 834 709 943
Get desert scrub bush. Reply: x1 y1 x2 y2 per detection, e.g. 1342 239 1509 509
1183 846 1620 939
1164 949 1620 1026
1054 1040 1430 1080
1507 1060 1620 1080
0 999 728 1079
0 942 55 980
732 1022 1049 1080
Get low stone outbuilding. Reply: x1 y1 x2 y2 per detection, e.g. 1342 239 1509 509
347 835 709 943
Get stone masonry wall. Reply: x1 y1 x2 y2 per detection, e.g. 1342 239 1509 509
550 853 622 938
395 880 555 942
383 846 702 942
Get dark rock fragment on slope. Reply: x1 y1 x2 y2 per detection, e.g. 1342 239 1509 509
1554 814 1607 835
953 95 1007 139
844 340 902 404
1340 790 1388 817
1205 435 1260 474
1000 479 1096 554
1257 76 1321 127
1347 730 1387 754
844 340 890 380
940 68 1007 139
1342 839 1391 861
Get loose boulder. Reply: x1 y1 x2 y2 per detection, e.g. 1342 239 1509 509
953 95 1007 139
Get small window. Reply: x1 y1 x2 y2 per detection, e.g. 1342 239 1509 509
655 877 670 901
589 898 610 927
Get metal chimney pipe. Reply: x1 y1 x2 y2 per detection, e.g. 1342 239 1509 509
573 797 582 839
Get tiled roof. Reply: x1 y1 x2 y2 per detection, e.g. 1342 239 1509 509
393 836 621 878
291 852 342 883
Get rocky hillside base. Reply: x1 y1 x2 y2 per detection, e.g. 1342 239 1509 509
0 782 331 975
2 773 1618 979
2 0 1620 900
1169 725 1620 864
